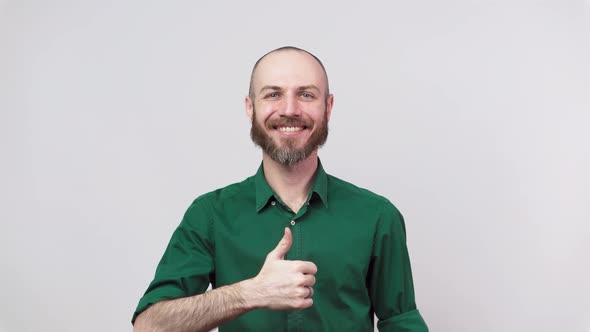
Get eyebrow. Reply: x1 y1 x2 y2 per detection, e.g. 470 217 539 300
297 85 321 93
259 85 321 94
259 85 283 94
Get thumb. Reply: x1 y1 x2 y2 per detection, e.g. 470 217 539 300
268 227 292 260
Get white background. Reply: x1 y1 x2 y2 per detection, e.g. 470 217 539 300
1 1 589 331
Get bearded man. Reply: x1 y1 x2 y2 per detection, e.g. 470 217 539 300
132 46 429 332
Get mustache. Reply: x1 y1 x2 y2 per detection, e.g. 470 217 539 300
266 117 313 128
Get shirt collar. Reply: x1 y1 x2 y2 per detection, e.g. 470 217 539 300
255 159 329 212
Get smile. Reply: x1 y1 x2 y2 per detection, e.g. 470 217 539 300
277 126 305 132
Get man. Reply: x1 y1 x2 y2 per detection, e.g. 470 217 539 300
133 46 428 331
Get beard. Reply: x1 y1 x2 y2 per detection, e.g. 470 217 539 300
250 106 329 166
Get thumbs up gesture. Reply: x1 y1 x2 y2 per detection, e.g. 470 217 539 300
248 227 317 310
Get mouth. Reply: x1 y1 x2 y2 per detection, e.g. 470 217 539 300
276 126 306 133
266 117 312 137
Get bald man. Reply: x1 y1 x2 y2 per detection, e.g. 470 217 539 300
132 46 428 332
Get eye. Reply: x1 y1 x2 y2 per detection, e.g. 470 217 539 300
264 92 281 99
300 92 315 99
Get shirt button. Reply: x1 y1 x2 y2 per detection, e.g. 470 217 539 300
271 201 276 206
290 220 296 226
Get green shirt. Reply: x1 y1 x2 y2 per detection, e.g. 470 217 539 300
133 161 428 331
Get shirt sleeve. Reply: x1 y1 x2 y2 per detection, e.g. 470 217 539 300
369 200 428 332
132 198 215 324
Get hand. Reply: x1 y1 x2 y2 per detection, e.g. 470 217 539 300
248 227 317 310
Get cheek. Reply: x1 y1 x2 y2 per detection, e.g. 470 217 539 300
253 104 272 122
307 107 327 124
259 114 275 130
257 102 277 116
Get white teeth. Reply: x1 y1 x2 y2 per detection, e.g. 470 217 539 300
278 126 303 132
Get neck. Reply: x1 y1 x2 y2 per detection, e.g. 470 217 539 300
262 152 319 213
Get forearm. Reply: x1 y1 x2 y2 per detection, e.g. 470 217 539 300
134 279 258 332
133 228 316 331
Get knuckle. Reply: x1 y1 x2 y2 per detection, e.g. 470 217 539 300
296 288 306 297
296 298 311 309
294 298 306 309
288 288 299 298
297 275 307 285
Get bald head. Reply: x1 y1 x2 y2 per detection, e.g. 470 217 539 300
248 46 330 100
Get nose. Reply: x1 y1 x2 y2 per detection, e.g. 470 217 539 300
278 94 301 117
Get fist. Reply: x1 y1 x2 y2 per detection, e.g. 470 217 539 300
251 227 317 310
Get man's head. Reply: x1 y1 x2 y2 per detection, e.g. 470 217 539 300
246 46 334 166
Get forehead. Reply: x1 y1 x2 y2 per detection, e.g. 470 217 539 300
253 50 328 93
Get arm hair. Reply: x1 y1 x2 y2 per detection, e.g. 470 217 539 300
133 280 259 332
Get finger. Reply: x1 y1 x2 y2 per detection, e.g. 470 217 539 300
295 286 313 298
292 261 318 274
295 297 313 310
267 227 292 260
300 274 316 287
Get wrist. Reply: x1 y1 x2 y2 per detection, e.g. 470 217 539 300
237 277 265 310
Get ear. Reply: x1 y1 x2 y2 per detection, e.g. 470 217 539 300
325 94 334 122
245 96 254 122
